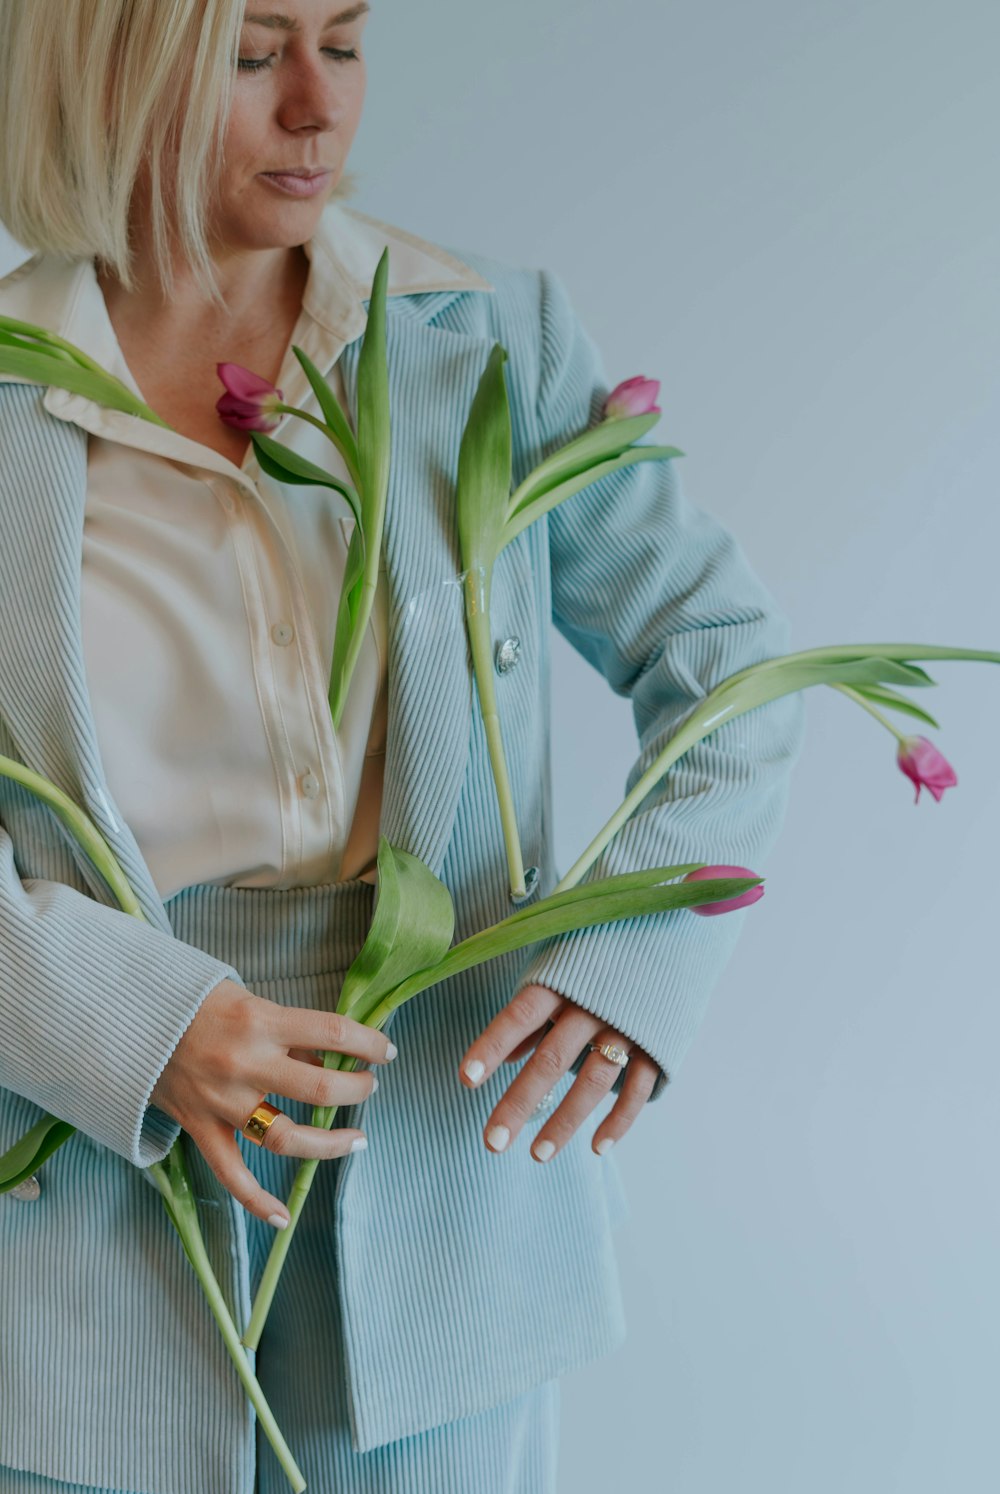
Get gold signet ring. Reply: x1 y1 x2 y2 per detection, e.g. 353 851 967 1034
242 1101 284 1145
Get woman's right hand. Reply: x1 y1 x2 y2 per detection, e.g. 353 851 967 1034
149 978 396 1227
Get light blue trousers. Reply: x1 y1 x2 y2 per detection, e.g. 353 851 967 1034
1 879 560 1494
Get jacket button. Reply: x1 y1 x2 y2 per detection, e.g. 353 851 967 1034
494 637 521 675
9 1175 41 1202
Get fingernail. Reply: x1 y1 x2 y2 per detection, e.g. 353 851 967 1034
596 1137 615 1156
463 1058 485 1085
486 1124 510 1152
385 1042 398 1060
371 1073 379 1093
350 1136 368 1153
533 1139 556 1163
267 1213 289 1230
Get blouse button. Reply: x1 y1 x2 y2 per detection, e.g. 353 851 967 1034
271 621 295 647
300 770 322 801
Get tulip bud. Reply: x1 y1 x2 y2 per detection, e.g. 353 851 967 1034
683 864 764 916
896 734 957 804
216 362 284 432
603 376 661 420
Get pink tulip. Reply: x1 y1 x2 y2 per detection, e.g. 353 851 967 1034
682 863 764 916
603 376 661 420
896 734 957 804
216 362 285 432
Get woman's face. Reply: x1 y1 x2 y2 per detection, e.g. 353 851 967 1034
209 0 370 252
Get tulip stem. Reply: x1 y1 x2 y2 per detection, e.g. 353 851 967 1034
831 683 907 742
463 566 527 899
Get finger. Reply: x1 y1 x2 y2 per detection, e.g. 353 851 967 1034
590 1052 659 1156
192 1118 365 1227
252 1109 368 1162
481 1006 604 1153
267 1055 378 1110
461 985 566 1087
269 1006 397 1066
502 1021 554 1065
526 1029 636 1164
288 1047 323 1066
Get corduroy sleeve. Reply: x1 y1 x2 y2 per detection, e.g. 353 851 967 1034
0 820 243 1168
510 268 807 1102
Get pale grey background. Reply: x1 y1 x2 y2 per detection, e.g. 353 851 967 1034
2 0 998 1488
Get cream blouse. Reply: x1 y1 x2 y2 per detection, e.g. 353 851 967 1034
0 201 493 900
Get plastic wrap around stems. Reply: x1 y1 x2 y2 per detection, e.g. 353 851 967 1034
0 755 307 1492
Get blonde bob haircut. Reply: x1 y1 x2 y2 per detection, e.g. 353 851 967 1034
0 0 358 311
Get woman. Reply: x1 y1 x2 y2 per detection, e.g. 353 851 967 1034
0 1 805 1490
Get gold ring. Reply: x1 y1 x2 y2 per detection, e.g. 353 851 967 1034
589 1041 630 1067
242 1101 284 1146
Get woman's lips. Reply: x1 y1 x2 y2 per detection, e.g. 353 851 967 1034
259 171 333 197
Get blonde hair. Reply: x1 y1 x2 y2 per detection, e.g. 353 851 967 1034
0 0 359 310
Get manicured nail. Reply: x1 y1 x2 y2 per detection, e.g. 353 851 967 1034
351 1136 368 1153
463 1058 485 1085
533 1139 556 1163
486 1124 510 1152
385 1042 398 1060
596 1137 615 1156
267 1213 289 1230
370 1074 379 1093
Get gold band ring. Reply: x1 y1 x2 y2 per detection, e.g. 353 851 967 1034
242 1100 284 1146
589 1041 630 1068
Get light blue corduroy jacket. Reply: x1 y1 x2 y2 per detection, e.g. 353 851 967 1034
0 249 806 1490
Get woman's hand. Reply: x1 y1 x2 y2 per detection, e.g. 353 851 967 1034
150 978 397 1227
458 983 659 1163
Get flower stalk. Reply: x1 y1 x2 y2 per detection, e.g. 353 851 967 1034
455 359 683 899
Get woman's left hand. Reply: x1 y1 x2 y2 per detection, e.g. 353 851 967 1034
458 983 660 1162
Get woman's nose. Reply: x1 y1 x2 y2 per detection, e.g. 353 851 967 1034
275 58 353 133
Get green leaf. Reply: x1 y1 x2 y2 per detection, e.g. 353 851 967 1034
456 343 513 573
328 520 367 717
0 1113 75 1192
0 346 170 424
848 683 941 728
336 836 456 1024
291 344 361 486
357 248 392 537
499 444 685 553
375 871 765 1015
249 431 362 525
506 411 662 517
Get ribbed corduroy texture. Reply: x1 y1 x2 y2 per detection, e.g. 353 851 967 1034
0 251 804 1489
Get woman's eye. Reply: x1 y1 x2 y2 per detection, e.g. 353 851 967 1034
237 47 359 73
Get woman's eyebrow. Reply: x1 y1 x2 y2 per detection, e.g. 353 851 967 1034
244 5 371 31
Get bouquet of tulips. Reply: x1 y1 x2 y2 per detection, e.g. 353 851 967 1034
2 248 997 1491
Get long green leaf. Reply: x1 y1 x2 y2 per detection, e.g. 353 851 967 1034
506 411 663 517
328 520 367 716
500 444 685 552
0 346 170 424
846 683 941 728
371 873 764 1017
291 344 361 488
455 343 513 572
249 431 362 524
0 1115 75 1192
356 248 391 533
335 837 455 1025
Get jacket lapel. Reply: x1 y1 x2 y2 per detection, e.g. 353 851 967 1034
0 291 493 904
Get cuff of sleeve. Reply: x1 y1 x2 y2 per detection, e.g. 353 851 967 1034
4 874 243 1169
